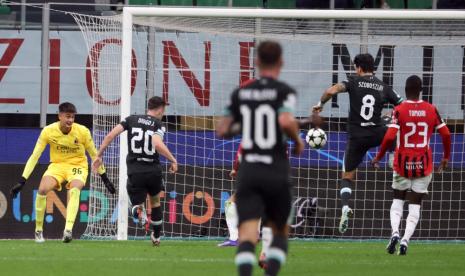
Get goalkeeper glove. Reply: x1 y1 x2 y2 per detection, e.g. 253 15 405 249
10 177 26 199
100 173 116 194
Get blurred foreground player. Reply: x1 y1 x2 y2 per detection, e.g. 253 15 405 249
10 102 115 243
313 53 403 233
372 75 451 255
93 96 177 246
219 144 273 270
217 40 304 276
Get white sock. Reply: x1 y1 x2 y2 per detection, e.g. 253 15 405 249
390 199 404 235
402 204 420 243
225 201 238 241
260 227 272 256
342 205 350 213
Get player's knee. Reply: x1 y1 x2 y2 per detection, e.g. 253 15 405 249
150 194 161 207
342 171 355 181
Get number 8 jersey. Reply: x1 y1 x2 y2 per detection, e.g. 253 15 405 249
120 115 165 175
342 75 402 138
225 77 297 165
389 100 447 178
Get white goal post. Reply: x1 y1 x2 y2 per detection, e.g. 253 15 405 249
73 7 465 241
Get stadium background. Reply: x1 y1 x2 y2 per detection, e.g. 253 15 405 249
0 0 464 240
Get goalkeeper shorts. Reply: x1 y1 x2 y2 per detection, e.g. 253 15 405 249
43 163 88 191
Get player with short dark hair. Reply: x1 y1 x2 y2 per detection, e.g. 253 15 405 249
92 96 177 246
313 53 403 234
10 102 115 243
372 75 451 255
217 40 304 276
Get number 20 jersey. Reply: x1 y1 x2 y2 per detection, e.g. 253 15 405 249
389 100 446 178
120 115 165 175
226 77 297 165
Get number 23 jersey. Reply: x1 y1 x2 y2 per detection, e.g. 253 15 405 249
389 100 446 178
120 115 165 175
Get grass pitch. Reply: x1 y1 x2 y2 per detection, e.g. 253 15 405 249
1 240 464 276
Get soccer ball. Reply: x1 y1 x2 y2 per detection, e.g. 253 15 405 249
305 128 327 149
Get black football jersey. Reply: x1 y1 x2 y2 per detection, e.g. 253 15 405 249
342 75 403 137
120 115 165 174
226 77 297 165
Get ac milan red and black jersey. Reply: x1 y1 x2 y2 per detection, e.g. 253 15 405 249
225 77 297 166
389 100 446 177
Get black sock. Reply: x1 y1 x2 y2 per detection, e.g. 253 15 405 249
150 206 162 238
235 241 255 276
340 178 353 207
266 235 288 276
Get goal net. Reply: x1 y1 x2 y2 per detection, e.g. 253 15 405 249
72 8 465 240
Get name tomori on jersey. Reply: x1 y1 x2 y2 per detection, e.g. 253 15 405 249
239 89 277 101
409 110 427 117
357 81 384 91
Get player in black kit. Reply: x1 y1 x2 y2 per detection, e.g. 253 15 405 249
92 96 177 246
312 53 403 234
217 41 304 276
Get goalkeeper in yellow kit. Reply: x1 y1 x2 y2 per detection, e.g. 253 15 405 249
10 102 115 243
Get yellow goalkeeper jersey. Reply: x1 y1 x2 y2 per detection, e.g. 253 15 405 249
22 122 104 180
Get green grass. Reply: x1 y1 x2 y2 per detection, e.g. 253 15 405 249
1 240 465 275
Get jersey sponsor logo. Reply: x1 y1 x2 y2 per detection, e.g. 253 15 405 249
238 89 277 101
357 81 384 91
56 145 80 154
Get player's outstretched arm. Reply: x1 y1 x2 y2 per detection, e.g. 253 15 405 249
372 127 398 169
437 125 451 173
152 135 178 174
312 83 346 113
279 112 304 155
91 124 125 173
11 130 48 199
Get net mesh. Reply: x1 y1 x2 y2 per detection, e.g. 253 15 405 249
71 11 465 240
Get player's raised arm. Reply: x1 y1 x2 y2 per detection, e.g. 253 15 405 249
10 129 48 199
312 82 347 113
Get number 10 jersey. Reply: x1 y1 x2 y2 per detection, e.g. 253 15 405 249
120 115 165 175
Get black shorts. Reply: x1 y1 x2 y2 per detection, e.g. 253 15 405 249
235 161 292 230
344 127 388 172
126 170 164 205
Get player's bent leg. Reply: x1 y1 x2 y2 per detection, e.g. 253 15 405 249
236 219 260 276
63 180 85 243
387 189 406 254
35 176 59 243
149 193 162 246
